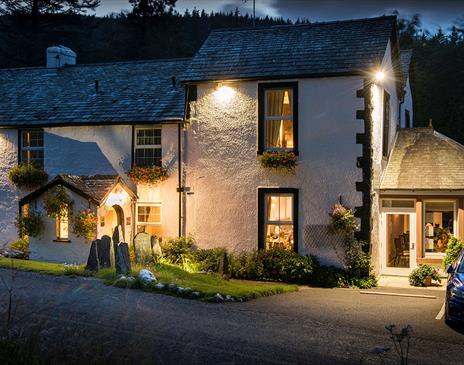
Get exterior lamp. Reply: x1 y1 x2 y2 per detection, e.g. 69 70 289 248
374 70 385 83
214 83 235 103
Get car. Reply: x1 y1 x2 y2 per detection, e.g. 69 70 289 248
445 249 464 324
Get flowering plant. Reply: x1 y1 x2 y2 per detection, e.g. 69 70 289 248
43 185 73 219
328 203 358 235
8 163 48 189
72 209 97 241
16 210 43 238
128 165 169 184
258 151 297 172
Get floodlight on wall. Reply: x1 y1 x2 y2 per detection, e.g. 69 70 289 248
374 70 385 83
214 83 235 103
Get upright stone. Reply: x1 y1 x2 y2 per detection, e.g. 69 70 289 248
111 226 123 268
86 239 100 271
151 235 162 256
115 242 131 274
134 232 152 263
99 235 112 268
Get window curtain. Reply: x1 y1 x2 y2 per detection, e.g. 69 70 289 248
266 91 285 148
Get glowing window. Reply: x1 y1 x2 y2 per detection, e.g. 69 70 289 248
56 208 69 241
264 194 294 251
21 129 44 168
136 204 161 236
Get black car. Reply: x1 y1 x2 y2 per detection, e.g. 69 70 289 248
445 249 464 324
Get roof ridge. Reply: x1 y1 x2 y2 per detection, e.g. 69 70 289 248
210 15 396 33
0 57 191 72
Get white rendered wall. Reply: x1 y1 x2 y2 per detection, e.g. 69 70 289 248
402 77 413 128
185 77 364 266
28 188 96 264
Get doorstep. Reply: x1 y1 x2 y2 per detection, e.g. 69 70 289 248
378 275 446 291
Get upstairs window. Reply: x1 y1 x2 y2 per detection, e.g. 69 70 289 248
134 128 161 167
258 82 298 153
21 129 44 168
382 91 390 158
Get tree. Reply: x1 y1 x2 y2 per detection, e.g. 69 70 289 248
0 0 100 17
129 0 176 18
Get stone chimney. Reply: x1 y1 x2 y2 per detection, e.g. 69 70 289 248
46 46 76 68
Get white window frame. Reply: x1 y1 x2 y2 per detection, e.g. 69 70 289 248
136 203 162 227
422 199 457 258
134 127 162 167
264 88 294 151
21 129 44 167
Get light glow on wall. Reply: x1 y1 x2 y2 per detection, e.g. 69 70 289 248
375 70 385 83
105 189 127 207
214 84 235 104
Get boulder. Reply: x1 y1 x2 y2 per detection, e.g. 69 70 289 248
213 293 224 303
138 269 156 286
191 291 201 299
2 249 25 259
113 276 128 288
225 295 235 302
167 282 177 291
126 276 136 288
154 282 165 290
115 242 131 274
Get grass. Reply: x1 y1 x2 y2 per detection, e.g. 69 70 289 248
0 257 297 301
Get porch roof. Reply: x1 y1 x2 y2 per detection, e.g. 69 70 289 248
381 128 464 191
19 174 136 206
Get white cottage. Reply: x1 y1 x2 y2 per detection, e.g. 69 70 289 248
0 16 461 274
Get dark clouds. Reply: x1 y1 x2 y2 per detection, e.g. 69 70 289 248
96 0 464 31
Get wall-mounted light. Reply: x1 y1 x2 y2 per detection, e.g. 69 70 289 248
214 83 235 103
374 70 385 83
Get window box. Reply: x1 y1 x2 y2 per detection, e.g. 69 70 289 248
8 163 48 189
258 150 297 171
128 165 169 185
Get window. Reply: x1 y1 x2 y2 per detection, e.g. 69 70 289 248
258 188 298 251
405 110 411 128
382 199 415 209
21 129 44 168
424 201 455 255
382 91 390 158
133 128 162 167
258 82 298 153
136 204 161 236
55 206 69 241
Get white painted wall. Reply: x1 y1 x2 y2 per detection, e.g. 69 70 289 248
185 77 365 266
402 77 413 128
28 188 96 264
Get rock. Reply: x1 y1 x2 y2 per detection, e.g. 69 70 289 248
98 235 112 268
225 295 235 302
113 276 128 288
86 240 100 271
138 269 156 286
176 287 185 295
154 282 165 290
134 232 152 264
213 293 224 303
126 276 136 287
183 287 193 294
151 235 162 256
115 242 131 274
191 291 201 299
167 282 177 290
2 249 24 259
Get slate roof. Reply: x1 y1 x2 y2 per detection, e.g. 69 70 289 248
20 174 135 205
399 49 413 83
381 128 464 190
181 16 397 82
0 58 191 127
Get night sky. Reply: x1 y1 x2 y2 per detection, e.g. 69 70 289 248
95 0 464 32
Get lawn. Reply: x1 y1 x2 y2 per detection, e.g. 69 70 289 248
0 257 297 301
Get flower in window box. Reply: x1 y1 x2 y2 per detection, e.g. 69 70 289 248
258 151 297 172
128 165 169 185
8 163 48 189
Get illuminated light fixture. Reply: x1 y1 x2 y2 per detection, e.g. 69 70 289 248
283 91 290 105
375 70 385 83
105 189 127 207
214 83 235 103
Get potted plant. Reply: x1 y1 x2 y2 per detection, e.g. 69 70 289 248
128 165 169 185
72 209 98 241
8 163 48 189
15 210 43 238
408 264 441 287
43 185 73 219
258 151 297 172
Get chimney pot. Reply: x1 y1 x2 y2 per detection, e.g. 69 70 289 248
46 45 76 68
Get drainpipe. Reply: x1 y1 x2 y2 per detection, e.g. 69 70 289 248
178 85 190 237
398 89 405 128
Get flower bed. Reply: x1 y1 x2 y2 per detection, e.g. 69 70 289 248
258 151 297 171
8 163 48 189
128 165 169 184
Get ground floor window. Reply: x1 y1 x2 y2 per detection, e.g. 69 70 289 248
55 206 69 241
424 201 455 254
258 188 298 251
136 204 162 236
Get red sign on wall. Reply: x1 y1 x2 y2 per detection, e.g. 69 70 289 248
126 217 131 226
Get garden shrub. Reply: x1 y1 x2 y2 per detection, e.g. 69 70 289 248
72 209 97 241
328 203 358 235
16 211 43 238
258 151 297 171
309 264 347 288
408 264 441 287
443 236 464 268
8 163 48 189
189 247 228 273
9 238 30 259
160 236 194 265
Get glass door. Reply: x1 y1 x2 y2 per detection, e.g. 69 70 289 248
381 212 416 274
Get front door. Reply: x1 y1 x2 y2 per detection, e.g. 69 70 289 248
380 212 417 275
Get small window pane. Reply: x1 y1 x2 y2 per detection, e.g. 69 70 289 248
137 205 161 224
424 202 454 254
135 148 161 167
382 200 415 208
266 194 293 222
136 129 161 146
265 119 293 149
265 224 294 250
266 90 292 117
